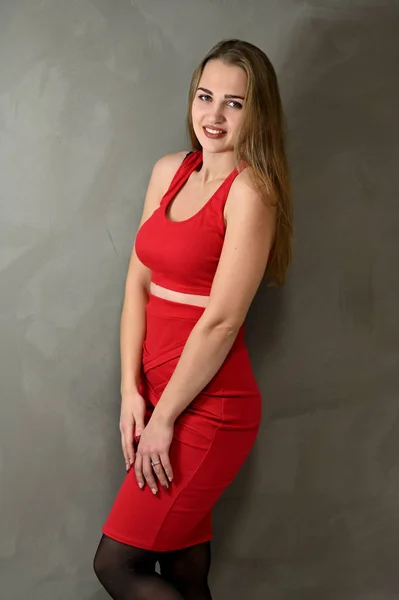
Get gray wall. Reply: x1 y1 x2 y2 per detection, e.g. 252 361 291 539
1 1 398 599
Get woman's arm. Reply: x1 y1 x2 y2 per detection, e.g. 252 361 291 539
119 251 149 395
119 151 188 470
152 172 277 424
120 151 188 395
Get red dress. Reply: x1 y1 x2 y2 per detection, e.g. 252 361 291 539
102 150 262 551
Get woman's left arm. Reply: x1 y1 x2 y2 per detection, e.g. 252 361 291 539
135 175 276 491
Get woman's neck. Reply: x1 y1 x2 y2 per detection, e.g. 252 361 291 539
197 148 236 184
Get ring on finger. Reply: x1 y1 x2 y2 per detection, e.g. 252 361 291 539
151 459 161 467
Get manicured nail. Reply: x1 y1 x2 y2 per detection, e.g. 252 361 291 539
151 488 157 495
138 482 144 489
168 476 173 482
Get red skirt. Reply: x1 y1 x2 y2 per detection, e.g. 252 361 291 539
102 294 262 552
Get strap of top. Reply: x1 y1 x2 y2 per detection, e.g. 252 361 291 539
160 150 202 208
216 167 240 210
161 150 243 213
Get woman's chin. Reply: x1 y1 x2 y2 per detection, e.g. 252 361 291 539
201 143 234 154
197 136 233 153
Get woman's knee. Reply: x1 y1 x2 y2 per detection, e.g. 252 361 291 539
93 534 157 583
160 542 211 592
92 535 126 586
93 542 110 584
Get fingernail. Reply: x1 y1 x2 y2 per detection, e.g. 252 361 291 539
138 482 144 489
151 488 157 495
168 476 173 482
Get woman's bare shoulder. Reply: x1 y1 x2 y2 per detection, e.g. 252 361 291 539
138 151 192 221
152 150 192 192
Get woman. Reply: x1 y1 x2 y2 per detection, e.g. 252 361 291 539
93 38 293 600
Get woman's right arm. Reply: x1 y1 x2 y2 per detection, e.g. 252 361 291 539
119 151 187 470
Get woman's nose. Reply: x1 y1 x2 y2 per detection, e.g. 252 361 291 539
208 103 225 123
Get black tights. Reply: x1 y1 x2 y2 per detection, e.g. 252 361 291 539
93 535 212 600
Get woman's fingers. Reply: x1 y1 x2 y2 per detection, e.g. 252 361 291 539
160 452 173 483
120 419 135 470
134 449 173 493
124 423 135 467
151 455 169 489
134 451 156 492
121 433 133 471
142 455 159 495
134 452 145 489
121 436 129 470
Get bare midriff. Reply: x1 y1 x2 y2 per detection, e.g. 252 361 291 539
149 281 210 308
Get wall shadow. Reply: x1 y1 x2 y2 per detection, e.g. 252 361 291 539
211 280 287 568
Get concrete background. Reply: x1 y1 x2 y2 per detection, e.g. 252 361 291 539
1 1 399 598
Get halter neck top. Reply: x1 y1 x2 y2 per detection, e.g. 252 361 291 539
135 150 242 295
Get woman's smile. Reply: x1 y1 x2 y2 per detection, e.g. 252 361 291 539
202 126 227 139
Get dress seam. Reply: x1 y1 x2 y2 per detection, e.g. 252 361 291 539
152 422 221 549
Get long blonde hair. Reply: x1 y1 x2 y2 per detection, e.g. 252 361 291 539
187 39 293 287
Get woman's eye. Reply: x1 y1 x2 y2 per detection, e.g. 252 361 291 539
197 95 242 109
228 100 243 109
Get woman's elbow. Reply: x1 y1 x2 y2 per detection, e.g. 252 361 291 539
200 311 242 339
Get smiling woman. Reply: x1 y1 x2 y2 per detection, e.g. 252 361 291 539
93 39 293 600
192 60 247 150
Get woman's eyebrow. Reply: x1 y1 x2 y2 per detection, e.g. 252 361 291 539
197 87 245 100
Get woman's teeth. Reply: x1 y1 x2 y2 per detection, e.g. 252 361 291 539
205 127 225 134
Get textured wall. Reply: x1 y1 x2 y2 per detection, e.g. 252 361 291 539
1 1 399 599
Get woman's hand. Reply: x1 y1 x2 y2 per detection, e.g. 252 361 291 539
119 391 146 471
135 414 174 494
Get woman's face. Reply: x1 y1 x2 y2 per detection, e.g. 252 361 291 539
191 59 247 153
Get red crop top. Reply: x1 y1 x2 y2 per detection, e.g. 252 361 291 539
135 150 243 296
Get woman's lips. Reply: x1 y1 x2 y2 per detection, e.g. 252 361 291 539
202 126 227 139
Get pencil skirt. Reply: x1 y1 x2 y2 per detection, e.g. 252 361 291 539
102 293 262 552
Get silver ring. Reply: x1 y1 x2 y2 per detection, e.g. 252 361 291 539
151 460 161 467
